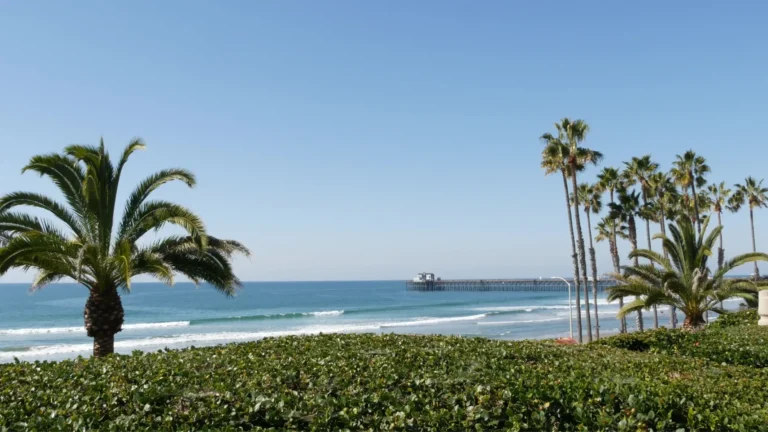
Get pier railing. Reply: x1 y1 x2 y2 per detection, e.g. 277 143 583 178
405 278 617 292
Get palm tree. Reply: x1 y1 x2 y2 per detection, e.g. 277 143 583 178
595 217 628 272
608 188 644 331
597 167 627 333
623 156 659 254
647 171 680 328
623 156 660 328
540 135 584 343
707 182 732 270
607 216 768 329
671 151 710 233
550 118 602 343
574 183 602 339
0 140 250 357
730 177 768 280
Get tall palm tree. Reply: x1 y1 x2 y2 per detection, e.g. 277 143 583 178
671 151 710 233
730 177 768 280
707 182 732 270
574 183 602 339
550 118 602 343
647 171 680 328
608 217 768 329
597 166 627 333
608 188 644 331
623 156 659 253
540 135 584 343
0 140 250 357
623 156 661 328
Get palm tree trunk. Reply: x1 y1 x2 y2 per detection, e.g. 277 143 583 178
585 209 600 340
641 190 659 329
610 190 627 333
629 216 644 331
751 208 760 280
717 211 725 270
690 177 701 234
683 314 706 331
562 171 583 343
717 211 724 310
84 289 124 358
659 214 676 329
570 165 592 343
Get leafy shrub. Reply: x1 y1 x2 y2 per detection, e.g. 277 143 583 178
597 322 768 368
3 334 768 431
708 309 758 329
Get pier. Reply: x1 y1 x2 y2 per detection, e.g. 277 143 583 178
405 278 616 292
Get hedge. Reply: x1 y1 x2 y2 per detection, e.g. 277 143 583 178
707 309 758 329
595 311 768 368
3 334 768 431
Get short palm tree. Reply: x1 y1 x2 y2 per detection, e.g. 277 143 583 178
730 177 768 280
671 151 710 233
707 182 732 270
607 216 768 329
0 140 250 357
574 183 602 339
608 188 644 331
541 134 585 343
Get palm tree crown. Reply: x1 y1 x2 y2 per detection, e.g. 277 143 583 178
732 177 768 212
0 140 250 356
574 183 602 215
671 150 710 231
607 216 768 329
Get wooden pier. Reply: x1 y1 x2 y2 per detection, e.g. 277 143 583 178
405 278 616 292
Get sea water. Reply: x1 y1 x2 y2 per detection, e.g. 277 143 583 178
0 281 742 362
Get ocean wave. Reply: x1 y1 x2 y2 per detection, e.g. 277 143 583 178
474 305 571 313
379 314 488 328
307 310 344 317
0 314 489 360
477 318 563 326
0 321 190 336
190 310 344 325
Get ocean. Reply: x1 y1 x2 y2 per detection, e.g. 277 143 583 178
0 281 739 363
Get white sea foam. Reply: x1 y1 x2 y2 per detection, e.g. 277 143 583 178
380 314 488 328
473 305 570 312
306 310 344 317
0 321 190 336
477 317 563 326
0 315 489 360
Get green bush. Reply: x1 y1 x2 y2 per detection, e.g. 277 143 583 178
708 309 758 329
3 334 768 431
596 322 768 369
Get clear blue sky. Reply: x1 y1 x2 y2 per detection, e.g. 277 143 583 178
1 1 767 282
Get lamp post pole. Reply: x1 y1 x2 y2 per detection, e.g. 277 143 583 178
552 276 573 339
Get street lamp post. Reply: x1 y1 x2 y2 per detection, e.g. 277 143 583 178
551 276 573 339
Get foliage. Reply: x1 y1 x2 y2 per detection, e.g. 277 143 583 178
595 320 768 369
607 216 768 328
707 309 758 329
0 140 250 356
0 140 249 294
4 334 768 431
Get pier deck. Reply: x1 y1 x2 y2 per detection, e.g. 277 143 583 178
405 278 616 292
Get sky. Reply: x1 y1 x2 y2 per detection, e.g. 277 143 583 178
1 1 767 282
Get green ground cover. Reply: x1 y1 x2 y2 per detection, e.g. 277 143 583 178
3 325 768 431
